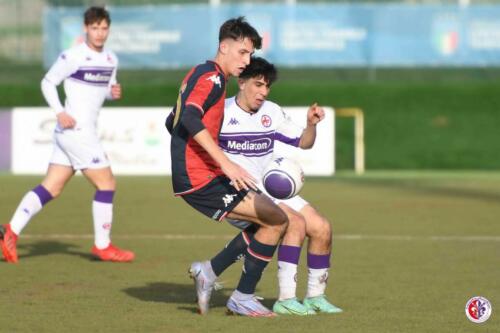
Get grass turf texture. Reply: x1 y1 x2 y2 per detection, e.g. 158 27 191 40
0 172 499 332
1 65 500 170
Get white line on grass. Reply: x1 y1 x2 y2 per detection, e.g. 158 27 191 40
20 234 500 242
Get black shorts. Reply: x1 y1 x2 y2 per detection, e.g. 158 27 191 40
181 176 250 221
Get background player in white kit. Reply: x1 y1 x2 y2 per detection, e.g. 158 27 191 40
0 7 134 263
190 57 342 315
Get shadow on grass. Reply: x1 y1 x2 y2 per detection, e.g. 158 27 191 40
123 282 234 313
18 240 95 261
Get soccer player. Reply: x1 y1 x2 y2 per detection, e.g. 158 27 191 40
0 7 134 263
165 17 288 317
217 57 343 315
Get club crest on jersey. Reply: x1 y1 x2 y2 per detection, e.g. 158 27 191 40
107 54 114 64
207 74 222 88
261 115 272 127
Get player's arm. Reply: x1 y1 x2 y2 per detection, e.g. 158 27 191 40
180 105 256 191
41 52 78 129
165 110 174 134
299 103 325 149
193 130 256 191
107 62 121 100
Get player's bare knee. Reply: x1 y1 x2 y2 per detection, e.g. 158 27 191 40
287 213 306 242
96 176 116 191
308 216 332 241
48 187 63 198
41 183 63 198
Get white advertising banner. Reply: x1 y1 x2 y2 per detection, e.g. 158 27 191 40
275 107 335 176
11 107 334 176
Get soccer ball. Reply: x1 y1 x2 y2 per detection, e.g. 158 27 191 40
262 157 304 200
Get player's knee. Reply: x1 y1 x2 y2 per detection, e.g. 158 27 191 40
308 215 332 243
43 184 63 198
286 213 306 242
96 176 116 191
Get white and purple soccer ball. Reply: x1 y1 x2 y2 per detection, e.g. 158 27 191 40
262 157 304 200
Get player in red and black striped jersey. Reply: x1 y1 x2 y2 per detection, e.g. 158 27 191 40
166 17 289 316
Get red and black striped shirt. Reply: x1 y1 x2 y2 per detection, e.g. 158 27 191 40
169 61 227 195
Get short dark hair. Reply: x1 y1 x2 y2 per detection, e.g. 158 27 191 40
219 16 262 50
239 57 277 85
84 6 111 26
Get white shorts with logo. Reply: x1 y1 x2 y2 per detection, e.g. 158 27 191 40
50 128 109 170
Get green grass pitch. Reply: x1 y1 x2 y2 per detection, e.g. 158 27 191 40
1 172 499 332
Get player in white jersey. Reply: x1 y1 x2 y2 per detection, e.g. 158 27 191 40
0 7 134 263
223 57 342 315
187 57 342 315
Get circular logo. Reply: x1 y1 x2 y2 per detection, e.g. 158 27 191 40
465 296 492 323
261 114 272 127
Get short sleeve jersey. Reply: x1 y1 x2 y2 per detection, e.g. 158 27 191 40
44 42 118 131
170 61 227 195
219 96 303 178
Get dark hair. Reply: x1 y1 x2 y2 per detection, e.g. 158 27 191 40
219 16 262 50
84 6 111 25
239 57 277 85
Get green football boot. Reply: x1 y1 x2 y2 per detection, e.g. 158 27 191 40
273 298 316 316
303 295 343 314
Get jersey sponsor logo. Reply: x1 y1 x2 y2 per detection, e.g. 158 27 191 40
219 133 275 156
261 114 272 127
84 72 112 83
70 68 113 86
207 74 222 88
226 138 272 152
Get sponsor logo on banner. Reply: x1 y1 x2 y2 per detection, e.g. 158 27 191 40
11 107 335 175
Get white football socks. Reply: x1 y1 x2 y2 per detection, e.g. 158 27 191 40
9 191 44 235
306 268 329 298
277 261 299 300
92 200 113 249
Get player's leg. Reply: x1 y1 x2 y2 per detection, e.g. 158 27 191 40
225 191 288 317
272 203 316 315
82 167 134 262
0 163 74 263
206 191 287 280
1 164 73 263
1 131 83 263
301 204 342 314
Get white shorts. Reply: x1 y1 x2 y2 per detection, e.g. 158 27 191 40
50 128 110 170
274 194 309 212
226 191 309 230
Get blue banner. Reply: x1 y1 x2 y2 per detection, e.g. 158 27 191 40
44 4 500 68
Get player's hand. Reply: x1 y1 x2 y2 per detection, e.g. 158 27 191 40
307 103 325 126
221 160 257 191
56 112 76 129
111 84 122 100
